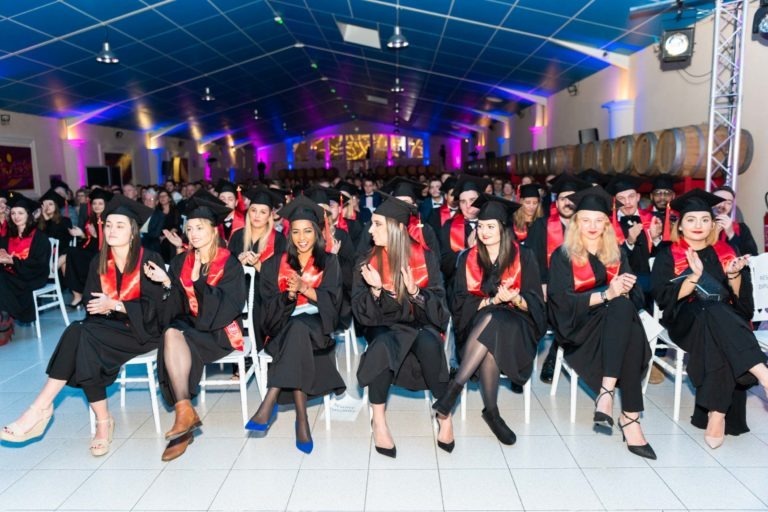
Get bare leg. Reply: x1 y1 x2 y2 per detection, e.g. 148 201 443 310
748 362 768 393
3 378 66 433
371 403 394 450
89 399 111 445
163 328 192 402
705 411 726 440
436 412 454 445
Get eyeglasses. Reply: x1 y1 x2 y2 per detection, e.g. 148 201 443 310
652 190 673 196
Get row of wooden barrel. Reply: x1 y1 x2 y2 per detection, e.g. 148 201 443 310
512 124 753 178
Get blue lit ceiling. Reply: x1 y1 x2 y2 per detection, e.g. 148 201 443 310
0 0 711 144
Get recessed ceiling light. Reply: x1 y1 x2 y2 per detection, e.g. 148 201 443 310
390 77 404 93
201 87 215 102
320 76 328 81
486 96 503 103
294 41 304 48
274 15 283 24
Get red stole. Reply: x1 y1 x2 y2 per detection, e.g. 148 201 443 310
258 229 277 263
670 238 736 276
219 211 245 243
439 203 453 227
408 215 429 251
277 253 324 307
514 224 528 242
83 216 102 250
449 213 467 252
8 229 35 260
281 218 290 234
180 247 244 351
572 256 620 292
368 243 429 294
0 220 6 237
546 215 564 266
465 245 522 297
336 195 349 232
101 248 143 302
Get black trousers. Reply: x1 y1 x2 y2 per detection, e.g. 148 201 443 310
601 298 647 412
47 324 106 403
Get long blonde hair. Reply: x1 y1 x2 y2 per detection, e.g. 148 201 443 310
186 218 221 275
369 217 412 302
563 211 620 266
513 201 543 231
243 204 273 253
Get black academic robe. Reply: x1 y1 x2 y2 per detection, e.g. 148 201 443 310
355 221 441 260
451 246 548 384
439 216 476 280
353 248 451 392
159 207 182 263
0 229 51 322
723 222 758 257
341 217 363 249
46 250 166 392
41 217 73 256
228 229 286 351
547 247 650 411
66 215 103 294
260 253 346 403
158 250 246 404
525 215 566 284
617 213 659 276
651 244 766 434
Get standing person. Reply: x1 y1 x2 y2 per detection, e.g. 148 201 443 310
66 189 113 308
245 196 346 454
0 195 51 345
38 189 73 274
712 185 758 257
358 177 381 224
354 196 454 458
547 187 655 460
148 191 246 461
512 184 543 243
651 189 768 448
433 195 547 444
1 197 164 456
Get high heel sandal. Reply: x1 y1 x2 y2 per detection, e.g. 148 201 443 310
618 413 656 460
371 420 397 458
245 404 278 432
90 416 114 457
435 415 455 453
593 386 615 428
1 405 53 443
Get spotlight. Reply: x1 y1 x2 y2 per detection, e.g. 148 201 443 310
391 77 404 93
96 28 119 64
387 26 409 49
660 28 694 63
274 15 283 24
201 87 215 102
753 0 768 37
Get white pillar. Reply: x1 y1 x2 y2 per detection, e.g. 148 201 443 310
601 99 635 138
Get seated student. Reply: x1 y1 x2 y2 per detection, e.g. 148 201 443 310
353 196 454 458
651 188 768 449
547 187 655 460
1 196 164 457
0 195 51 345
38 188 73 274
245 196 346 454
512 183 543 243
150 191 246 461
712 185 758 257
433 195 547 444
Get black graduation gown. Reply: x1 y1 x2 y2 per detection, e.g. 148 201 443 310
66 217 102 294
525 215 566 285
724 223 758 257
157 251 246 404
46 250 166 394
228 229 286 351
41 217 72 256
260 254 346 404
0 229 51 322
439 217 476 280
141 209 165 255
333 228 356 328
651 244 766 434
617 214 660 276
159 207 181 263
353 248 451 392
547 247 650 411
341 217 363 249
451 247 548 385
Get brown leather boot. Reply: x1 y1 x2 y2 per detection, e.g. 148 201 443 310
165 399 202 441
161 432 194 462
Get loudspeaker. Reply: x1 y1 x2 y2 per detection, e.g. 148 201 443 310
86 166 122 187
579 128 599 143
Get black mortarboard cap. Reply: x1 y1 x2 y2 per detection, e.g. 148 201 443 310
549 174 590 195
441 177 457 194
518 183 541 199
8 193 40 214
374 194 417 226
651 175 678 192
472 194 521 225
279 194 325 225
669 188 722 217
51 179 71 192
605 175 642 195
336 181 359 198
454 175 491 196
569 186 621 216
104 194 154 226
243 187 281 209
185 189 232 224
215 179 237 195
303 186 333 206
89 188 114 203
40 188 65 209
381 177 423 201
576 168 605 186
0 190 10 200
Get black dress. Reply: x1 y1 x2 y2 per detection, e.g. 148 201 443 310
159 207 181 263
353 247 451 397
723 223 758 257
451 246 548 385
260 254 346 404
651 243 766 434
65 216 102 294
547 247 651 412
40 217 73 257
46 250 166 402
0 229 51 322
157 250 247 404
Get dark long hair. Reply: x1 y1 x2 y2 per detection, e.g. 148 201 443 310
8 210 36 238
477 221 517 276
97 216 142 275
285 220 326 272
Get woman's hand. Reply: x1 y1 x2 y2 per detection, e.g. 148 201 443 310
726 255 750 276
191 250 202 281
86 223 97 238
360 263 383 289
143 260 171 286
495 285 517 304
330 238 341 255
608 272 636 299
685 247 704 278
163 229 183 248
401 266 418 295
714 214 735 239
0 249 13 265
86 292 116 315
286 272 301 293
68 226 84 238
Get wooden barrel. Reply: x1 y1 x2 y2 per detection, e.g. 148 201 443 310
548 145 578 174
598 139 615 174
612 135 635 174
707 125 754 176
534 149 549 175
656 125 706 177
505 154 517 175
578 141 600 171
633 131 662 175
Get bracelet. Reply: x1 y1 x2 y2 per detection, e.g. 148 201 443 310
686 277 699 284
727 272 741 279
512 295 523 307
600 291 609 303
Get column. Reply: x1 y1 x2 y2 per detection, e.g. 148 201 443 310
601 99 635 138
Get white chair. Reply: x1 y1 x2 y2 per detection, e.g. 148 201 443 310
198 265 258 426
256 303 334 430
749 253 768 352
334 321 359 373
32 238 70 339
550 346 580 423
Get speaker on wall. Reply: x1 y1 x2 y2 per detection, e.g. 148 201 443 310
578 128 599 143
86 166 122 187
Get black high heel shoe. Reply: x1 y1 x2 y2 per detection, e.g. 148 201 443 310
618 413 657 460
431 380 463 417
593 386 615 428
371 420 396 458
435 415 455 453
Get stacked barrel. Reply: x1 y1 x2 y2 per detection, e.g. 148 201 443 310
512 123 753 178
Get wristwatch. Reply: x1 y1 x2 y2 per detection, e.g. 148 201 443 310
600 291 609 304
114 302 123 313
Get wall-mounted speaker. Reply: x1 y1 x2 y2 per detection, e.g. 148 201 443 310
578 128 599 143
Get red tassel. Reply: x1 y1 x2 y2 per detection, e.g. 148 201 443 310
97 218 104 250
236 185 247 214
612 197 625 244
662 206 672 242
337 194 349 232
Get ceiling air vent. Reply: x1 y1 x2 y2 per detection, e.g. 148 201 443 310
337 21 382 49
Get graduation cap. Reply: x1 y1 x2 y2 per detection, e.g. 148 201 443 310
267 186 291 204
549 174 590 195
243 187 282 209
335 181 359 198
279 194 325 226
576 168 605 186
185 189 232 224
605 175 642 195
8 193 40 214
50 179 71 193
0 190 10 201
303 186 334 206
40 188 65 209
651 175 679 192
380 177 423 202
373 194 417 226
472 194 521 225
568 186 622 216
518 183 541 199
323 188 346 205
669 188 722 217
214 179 237 195
441 177 457 194
104 194 154 226
89 188 114 203
454 175 491 196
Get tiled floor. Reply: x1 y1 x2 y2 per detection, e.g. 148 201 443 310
2 310 768 511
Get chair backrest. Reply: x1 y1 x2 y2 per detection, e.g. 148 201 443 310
48 238 60 280
750 253 768 323
241 265 257 355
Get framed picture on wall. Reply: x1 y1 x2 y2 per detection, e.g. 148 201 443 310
104 152 133 184
0 143 36 190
